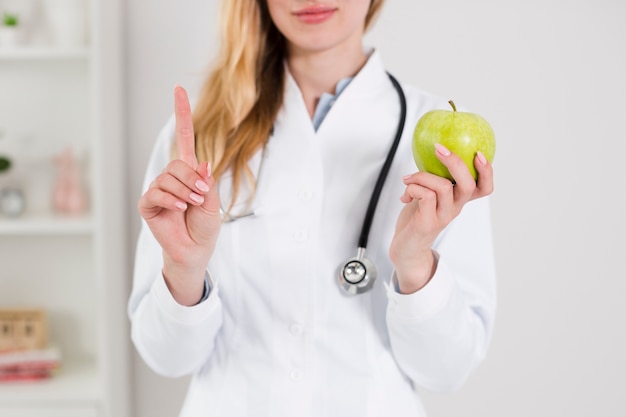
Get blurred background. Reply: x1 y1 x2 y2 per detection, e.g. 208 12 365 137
1 0 625 416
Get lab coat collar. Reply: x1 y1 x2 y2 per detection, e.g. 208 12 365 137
284 47 392 103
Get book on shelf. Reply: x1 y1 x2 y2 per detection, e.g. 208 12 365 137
0 346 62 382
0 309 61 382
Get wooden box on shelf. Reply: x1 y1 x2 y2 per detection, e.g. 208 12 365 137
0 309 47 352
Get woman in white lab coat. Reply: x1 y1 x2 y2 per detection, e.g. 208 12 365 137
129 0 497 416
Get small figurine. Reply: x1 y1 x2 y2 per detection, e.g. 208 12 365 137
52 146 87 215
0 187 25 217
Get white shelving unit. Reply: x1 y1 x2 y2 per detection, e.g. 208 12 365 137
0 215 93 235
0 48 90 60
0 1 128 416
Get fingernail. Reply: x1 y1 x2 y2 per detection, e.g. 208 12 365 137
195 180 209 192
190 193 204 204
476 151 487 165
402 174 412 181
207 162 212 178
435 143 451 157
175 201 187 210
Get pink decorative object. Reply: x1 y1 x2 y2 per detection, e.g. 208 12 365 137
52 147 87 215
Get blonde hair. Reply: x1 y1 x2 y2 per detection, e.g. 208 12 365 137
192 0 385 211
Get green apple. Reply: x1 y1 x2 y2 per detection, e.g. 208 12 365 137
412 100 495 181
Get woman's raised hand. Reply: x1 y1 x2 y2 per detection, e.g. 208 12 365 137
138 85 221 305
389 144 494 294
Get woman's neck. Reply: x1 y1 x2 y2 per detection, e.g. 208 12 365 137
287 45 368 117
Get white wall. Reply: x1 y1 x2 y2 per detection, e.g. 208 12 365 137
124 1 626 416
124 2 218 416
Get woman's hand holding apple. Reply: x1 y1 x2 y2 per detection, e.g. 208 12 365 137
389 145 494 294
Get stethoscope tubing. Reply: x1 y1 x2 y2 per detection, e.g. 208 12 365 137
338 73 407 295
357 73 407 249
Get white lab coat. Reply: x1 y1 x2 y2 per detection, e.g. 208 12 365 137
129 50 497 417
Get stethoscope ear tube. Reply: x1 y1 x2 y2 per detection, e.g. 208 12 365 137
337 73 407 296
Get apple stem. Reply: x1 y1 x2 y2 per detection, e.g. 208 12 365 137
448 100 457 112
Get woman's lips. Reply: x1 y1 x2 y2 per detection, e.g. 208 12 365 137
293 5 337 24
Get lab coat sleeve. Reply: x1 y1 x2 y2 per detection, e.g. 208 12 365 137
386 197 497 393
127 116 224 378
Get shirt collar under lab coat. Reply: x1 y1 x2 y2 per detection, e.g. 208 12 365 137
283 48 393 106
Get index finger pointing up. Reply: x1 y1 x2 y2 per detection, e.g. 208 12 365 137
174 84 198 169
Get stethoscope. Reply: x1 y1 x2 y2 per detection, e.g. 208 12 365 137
219 73 407 296
338 73 406 295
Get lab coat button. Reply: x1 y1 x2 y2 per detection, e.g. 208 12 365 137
292 230 309 242
289 368 303 381
289 323 303 336
298 189 313 201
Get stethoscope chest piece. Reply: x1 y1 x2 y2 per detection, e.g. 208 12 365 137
338 247 377 295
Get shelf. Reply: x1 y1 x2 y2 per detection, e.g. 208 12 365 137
0 1 129 415
0 48 90 61
0 213 93 235
0 358 99 404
